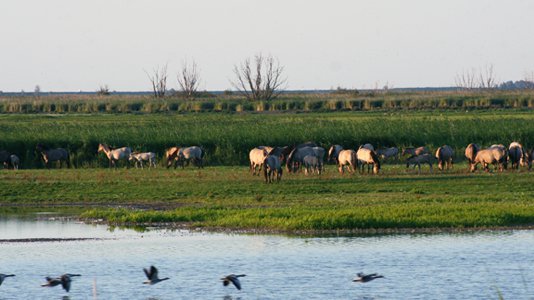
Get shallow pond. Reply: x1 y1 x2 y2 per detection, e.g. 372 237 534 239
1 214 533 299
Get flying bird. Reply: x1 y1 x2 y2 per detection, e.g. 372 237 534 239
221 274 246 290
0 274 15 286
143 266 170 285
42 274 81 292
353 272 384 283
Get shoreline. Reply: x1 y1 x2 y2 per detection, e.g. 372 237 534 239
84 218 534 237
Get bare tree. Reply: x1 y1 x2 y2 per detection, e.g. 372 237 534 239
455 68 477 90
146 64 168 98
97 85 111 96
177 60 200 99
524 71 534 87
34 85 41 98
455 65 498 90
478 64 497 89
231 53 287 101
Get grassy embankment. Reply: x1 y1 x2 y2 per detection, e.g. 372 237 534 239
1 165 534 233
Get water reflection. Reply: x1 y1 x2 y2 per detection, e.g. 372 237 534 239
1 215 534 299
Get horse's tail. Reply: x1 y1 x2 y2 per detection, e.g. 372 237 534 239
286 148 297 172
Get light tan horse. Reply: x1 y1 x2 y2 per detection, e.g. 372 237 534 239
129 152 157 169
488 144 508 171
435 145 454 171
249 147 268 175
174 146 204 169
337 149 357 174
356 148 380 174
98 143 132 168
470 149 500 172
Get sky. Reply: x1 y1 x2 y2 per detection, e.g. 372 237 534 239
1 0 534 92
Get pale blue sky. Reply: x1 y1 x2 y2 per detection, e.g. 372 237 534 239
1 0 533 91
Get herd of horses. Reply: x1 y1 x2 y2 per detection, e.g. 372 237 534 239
0 143 204 171
0 141 532 183
249 141 534 183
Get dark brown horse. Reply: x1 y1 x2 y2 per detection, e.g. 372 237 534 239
36 144 70 169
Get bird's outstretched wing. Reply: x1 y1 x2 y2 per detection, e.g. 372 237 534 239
229 276 242 290
61 279 71 292
143 268 151 280
150 266 158 279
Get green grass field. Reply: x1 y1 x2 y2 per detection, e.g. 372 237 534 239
1 110 534 168
2 103 534 233
2 165 534 233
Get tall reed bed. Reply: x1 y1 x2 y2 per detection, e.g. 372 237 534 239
1 111 534 168
1 90 534 113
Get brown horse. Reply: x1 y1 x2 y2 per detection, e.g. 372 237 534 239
0 150 10 169
36 144 70 169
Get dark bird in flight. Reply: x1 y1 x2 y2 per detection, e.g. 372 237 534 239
42 274 81 292
0 274 15 286
221 274 246 290
353 272 384 283
143 266 170 285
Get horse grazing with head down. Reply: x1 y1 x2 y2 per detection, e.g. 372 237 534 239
36 144 70 169
129 152 157 169
98 143 132 168
406 154 434 174
470 149 500 173
175 146 204 169
356 148 380 174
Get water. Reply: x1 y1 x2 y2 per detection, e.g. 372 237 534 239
1 215 533 299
